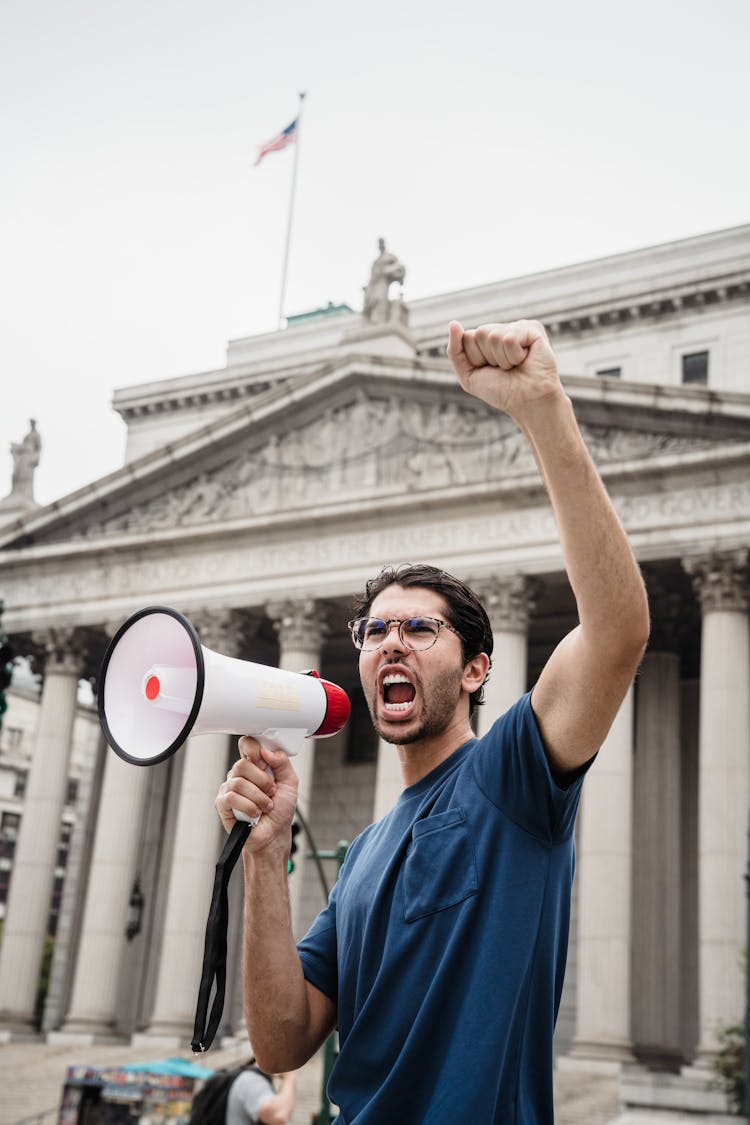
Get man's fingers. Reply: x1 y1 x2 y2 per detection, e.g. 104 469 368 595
447 321 496 382
450 320 522 372
220 749 280 823
234 739 274 786
226 759 275 793
460 330 489 370
221 774 274 820
466 321 547 370
472 325 519 369
446 321 472 378
259 745 297 782
238 734 262 762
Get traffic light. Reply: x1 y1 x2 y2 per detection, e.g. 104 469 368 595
288 820 301 875
0 601 15 727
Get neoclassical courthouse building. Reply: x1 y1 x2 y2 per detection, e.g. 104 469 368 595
0 224 749 1112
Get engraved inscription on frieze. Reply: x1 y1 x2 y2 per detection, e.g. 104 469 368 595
616 480 750 529
78 391 730 538
11 476 750 614
27 507 559 608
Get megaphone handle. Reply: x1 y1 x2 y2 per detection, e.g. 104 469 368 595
192 818 251 1052
233 762 276 826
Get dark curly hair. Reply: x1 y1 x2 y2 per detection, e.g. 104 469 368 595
352 563 493 713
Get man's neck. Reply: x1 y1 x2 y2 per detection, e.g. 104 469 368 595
396 717 475 788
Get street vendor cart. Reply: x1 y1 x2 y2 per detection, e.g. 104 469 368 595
57 1056 213 1124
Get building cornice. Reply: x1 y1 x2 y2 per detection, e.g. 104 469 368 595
415 270 750 354
110 225 750 422
112 350 437 423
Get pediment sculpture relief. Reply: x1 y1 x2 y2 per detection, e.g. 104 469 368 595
582 425 718 463
75 395 725 539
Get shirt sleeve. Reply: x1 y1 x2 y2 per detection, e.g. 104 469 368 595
471 690 591 843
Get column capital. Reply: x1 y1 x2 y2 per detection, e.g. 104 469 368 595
471 574 540 634
266 598 329 653
30 626 90 677
190 607 243 657
683 549 750 613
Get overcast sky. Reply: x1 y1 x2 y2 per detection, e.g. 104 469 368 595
2 0 748 506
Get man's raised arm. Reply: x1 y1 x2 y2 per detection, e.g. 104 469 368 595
447 319 649 775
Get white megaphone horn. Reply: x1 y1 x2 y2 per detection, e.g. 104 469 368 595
98 606 351 773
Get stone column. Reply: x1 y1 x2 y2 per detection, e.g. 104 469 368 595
684 550 750 1063
58 753 150 1040
137 610 238 1045
267 599 329 935
50 622 150 1041
680 677 700 1062
472 575 537 736
631 647 682 1065
373 737 401 820
569 686 635 1067
0 628 87 1031
42 725 108 1036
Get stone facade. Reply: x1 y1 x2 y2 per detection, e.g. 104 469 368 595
0 226 749 1115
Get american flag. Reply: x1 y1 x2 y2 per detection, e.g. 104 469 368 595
254 117 298 166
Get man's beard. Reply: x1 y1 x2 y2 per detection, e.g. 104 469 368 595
368 662 465 745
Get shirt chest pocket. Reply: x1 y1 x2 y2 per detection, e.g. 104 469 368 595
402 807 478 923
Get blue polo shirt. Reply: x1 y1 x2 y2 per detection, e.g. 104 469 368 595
298 692 588 1124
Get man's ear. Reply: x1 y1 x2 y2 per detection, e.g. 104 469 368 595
462 652 491 695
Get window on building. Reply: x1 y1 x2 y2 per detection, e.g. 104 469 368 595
56 821 73 869
65 778 79 807
596 366 622 379
0 727 24 752
49 821 74 938
681 350 709 386
14 770 27 799
0 867 10 914
0 813 20 907
49 872 64 937
1 811 21 842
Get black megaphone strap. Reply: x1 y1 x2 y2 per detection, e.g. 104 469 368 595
192 819 251 1052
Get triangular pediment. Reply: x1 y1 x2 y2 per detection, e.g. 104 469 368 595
4 357 750 550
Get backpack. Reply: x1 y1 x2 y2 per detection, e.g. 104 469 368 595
188 1062 269 1125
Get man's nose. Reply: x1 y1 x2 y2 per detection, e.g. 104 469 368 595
381 622 408 654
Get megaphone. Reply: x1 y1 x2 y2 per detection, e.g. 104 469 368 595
98 605 351 769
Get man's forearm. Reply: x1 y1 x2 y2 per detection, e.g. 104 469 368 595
242 850 320 1073
518 390 648 651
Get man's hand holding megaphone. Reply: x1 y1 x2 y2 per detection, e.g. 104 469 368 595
218 740 299 854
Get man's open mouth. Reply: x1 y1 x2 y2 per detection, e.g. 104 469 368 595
381 672 416 713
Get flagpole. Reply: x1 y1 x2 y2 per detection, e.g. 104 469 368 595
278 91 306 329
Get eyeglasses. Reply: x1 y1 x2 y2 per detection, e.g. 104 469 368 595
347 616 460 652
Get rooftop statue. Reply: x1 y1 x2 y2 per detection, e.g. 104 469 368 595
10 419 41 501
362 238 408 326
